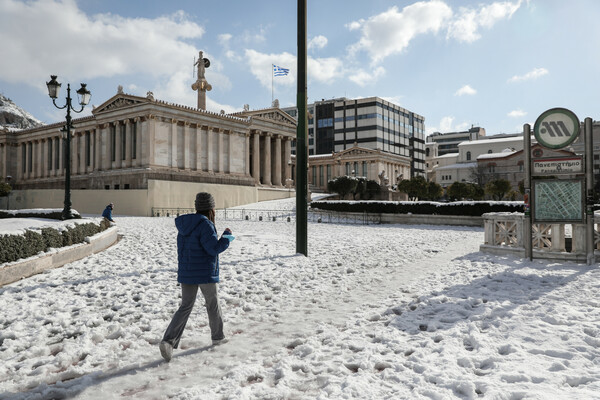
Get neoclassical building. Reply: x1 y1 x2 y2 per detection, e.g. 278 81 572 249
298 143 412 191
0 89 296 216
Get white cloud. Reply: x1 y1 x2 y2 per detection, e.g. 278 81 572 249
244 49 344 87
447 0 521 43
348 67 385 87
308 35 328 50
218 33 232 46
508 67 549 83
244 49 296 88
508 109 527 118
308 57 344 83
241 26 267 44
455 85 477 96
427 116 471 134
0 0 204 93
348 2 452 63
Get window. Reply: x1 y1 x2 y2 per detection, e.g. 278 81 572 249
319 165 324 186
488 163 496 173
345 163 350 176
353 162 358 176
28 142 32 173
466 151 471 161
48 140 53 171
85 132 91 167
312 166 317 184
327 165 332 182
21 144 26 173
488 150 493 154
55 138 60 170
362 161 367 177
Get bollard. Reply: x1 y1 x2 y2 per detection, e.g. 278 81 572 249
287 217 291 222
245 215 249 220
259 216 263 221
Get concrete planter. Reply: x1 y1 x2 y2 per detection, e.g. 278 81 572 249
0 226 118 287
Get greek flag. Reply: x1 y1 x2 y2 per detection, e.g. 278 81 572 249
273 65 289 76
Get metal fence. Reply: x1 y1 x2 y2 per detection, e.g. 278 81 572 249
151 207 381 225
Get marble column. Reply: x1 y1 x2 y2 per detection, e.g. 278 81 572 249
245 133 251 176
125 120 132 168
114 122 122 169
171 119 178 169
134 118 141 167
196 124 204 171
217 128 224 173
96 124 104 171
262 133 272 185
184 122 192 170
207 126 214 173
252 131 260 184
273 135 282 186
284 138 292 183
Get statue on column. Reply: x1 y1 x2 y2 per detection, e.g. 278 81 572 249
191 51 212 110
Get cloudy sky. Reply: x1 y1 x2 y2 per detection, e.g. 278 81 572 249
1 0 599 136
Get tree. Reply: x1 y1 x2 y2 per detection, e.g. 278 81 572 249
425 180 443 201
0 178 10 198
397 175 428 201
485 179 512 200
446 182 470 201
327 176 358 200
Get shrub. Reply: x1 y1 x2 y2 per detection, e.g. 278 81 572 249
310 200 524 216
0 221 105 264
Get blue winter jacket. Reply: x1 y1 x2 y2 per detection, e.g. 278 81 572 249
102 206 113 221
175 213 230 284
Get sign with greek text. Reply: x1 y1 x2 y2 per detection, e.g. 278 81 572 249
532 156 583 175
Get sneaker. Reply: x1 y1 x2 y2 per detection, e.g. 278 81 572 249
212 338 229 346
159 341 173 362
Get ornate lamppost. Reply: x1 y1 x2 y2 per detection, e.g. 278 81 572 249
46 75 91 220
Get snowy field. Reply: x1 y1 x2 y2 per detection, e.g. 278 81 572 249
0 198 599 399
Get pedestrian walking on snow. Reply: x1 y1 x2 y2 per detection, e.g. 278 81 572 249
160 192 234 362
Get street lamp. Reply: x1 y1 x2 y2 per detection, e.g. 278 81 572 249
46 75 91 220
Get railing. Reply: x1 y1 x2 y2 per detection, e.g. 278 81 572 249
151 207 381 225
481 212 600 262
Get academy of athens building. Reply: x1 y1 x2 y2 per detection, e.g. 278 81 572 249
0 89 296 216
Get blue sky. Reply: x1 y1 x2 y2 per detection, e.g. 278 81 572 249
1 0 599 136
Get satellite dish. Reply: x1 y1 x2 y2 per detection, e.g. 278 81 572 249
203 58 210 68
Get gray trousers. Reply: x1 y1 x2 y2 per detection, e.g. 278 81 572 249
162 283 224 348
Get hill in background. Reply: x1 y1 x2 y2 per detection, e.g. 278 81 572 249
0 93 43 131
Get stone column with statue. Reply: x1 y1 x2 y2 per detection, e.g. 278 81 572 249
191 51 212 110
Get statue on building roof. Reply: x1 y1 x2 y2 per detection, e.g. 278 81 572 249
192 51 212 110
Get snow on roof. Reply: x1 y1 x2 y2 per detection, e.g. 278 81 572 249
436 162 478 170
458 135 534 146
437 153 459 158
477 150 517 160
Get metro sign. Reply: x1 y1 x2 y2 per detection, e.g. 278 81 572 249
533 108 580 149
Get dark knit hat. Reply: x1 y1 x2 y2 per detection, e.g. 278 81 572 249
195 192 215 212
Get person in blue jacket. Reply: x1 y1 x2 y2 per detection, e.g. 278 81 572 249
102 203 115 223
160 192 233 362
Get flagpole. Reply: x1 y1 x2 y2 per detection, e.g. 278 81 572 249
271 64 274 105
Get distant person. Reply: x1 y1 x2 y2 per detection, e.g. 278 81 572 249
160 192 234 362
101 203 115 227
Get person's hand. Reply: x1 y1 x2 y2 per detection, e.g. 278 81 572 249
223 228 232 235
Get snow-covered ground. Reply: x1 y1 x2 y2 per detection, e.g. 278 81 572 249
0 198 599 399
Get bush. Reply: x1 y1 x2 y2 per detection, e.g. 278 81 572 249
0 210 81 220
311 200 524 216
0 221 106 264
